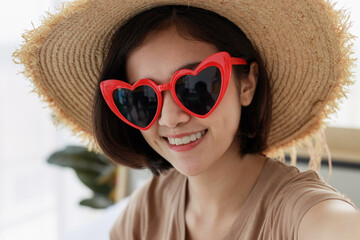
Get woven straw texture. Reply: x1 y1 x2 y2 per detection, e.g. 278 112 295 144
13 0 354 154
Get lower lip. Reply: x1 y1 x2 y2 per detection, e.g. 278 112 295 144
166 132 206 152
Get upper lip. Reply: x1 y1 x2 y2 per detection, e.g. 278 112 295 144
162 130 206 138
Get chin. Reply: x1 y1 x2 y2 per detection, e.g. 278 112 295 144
173 161 206 177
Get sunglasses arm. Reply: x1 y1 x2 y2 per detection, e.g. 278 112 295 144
231 57 247 66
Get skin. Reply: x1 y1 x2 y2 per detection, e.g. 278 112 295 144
298 200 360 240
125 26 360 239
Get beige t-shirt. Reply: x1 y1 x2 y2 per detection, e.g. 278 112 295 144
110 158 356 240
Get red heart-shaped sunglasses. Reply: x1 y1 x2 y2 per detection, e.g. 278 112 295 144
100 51 247 130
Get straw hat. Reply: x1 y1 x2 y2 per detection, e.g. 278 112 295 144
13 0 354 156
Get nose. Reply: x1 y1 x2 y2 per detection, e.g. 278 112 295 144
158 91 191 128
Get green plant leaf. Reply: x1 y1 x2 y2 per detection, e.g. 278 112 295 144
47 145 117 209
47 145 114 175
75 169 114 194
79 194 114 209
96 166 116 185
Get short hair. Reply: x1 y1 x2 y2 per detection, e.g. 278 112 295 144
93 5 272 175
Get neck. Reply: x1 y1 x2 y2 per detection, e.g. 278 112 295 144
185 146 266 219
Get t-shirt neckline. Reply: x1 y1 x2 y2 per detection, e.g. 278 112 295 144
178 158 271 240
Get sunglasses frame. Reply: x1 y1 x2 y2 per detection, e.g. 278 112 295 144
100 51 247 130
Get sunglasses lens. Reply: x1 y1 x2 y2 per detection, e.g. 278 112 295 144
175 66 221 115
113 86 158 128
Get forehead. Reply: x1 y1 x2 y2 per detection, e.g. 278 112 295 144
126 27 218 83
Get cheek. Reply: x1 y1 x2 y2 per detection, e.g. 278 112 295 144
140 129 161 151
221 80 242 128
206 83 241 144
140 130 154 147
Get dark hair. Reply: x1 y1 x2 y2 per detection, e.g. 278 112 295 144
93 5 272 175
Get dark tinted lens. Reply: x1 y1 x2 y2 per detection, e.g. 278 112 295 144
113 85 158 128
175 66 221 115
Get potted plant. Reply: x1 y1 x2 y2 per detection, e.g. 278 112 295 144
47 145 117 209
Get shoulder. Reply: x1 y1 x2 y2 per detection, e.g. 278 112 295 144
264 159 338 196
298 199 359 240
262 159 357 239
266 159 354 213
268 159 354 206
259 158 321 196
110 169 185 239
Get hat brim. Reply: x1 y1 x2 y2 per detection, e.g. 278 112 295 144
13 0 355 154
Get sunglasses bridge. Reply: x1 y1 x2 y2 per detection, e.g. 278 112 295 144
157 83 172 92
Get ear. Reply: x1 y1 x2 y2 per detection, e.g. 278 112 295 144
240 62 259 106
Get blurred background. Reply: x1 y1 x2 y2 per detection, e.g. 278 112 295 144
0 0 359 239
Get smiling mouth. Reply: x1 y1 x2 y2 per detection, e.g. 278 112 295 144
166 130 207 146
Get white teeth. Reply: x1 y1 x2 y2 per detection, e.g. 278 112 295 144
195 132 201 139
167 130 206 146
182 136 191 144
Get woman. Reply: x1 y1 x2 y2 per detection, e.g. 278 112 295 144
14 1 359 239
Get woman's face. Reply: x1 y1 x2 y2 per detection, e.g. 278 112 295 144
126 26 255 177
